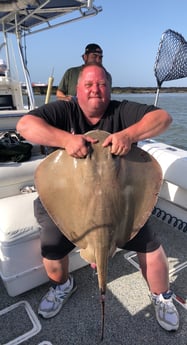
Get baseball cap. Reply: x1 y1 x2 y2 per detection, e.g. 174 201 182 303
84 43 103 55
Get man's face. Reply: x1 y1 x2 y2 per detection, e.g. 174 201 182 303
84 53 103 65
77 65 110 121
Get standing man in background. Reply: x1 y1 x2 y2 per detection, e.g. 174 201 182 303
56 43 112 101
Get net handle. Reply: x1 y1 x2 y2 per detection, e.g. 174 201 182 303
154 88 160 106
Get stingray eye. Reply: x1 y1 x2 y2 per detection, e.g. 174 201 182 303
85 141 92 148
86 143 94 158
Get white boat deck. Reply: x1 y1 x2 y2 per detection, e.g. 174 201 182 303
0 216 186 345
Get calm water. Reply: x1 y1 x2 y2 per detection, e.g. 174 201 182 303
33 93 187 151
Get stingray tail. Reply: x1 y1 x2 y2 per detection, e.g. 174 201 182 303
80 232 110 340
90 261 106 340
100 289 105 341
94 244 108 341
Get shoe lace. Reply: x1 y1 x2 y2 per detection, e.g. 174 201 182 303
46 284 71 302
156 294 176 313
44 287 58 302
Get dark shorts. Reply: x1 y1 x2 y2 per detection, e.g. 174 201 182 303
34 197 160 260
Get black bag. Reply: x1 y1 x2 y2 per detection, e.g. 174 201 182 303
0 131 33 163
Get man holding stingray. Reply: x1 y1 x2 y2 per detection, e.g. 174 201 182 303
17 62 179 332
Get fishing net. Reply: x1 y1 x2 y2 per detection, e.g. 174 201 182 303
154 29 187 88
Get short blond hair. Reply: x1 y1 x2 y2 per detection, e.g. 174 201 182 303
77 62 110 83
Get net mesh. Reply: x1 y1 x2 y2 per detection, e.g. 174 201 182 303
154 29 187 87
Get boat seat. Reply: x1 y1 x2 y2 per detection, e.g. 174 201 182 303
0 191 87 297
0 155 44 198
0 192 49 296
139 140 187 190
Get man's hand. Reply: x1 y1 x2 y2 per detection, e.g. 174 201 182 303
56 95 73 101
64 134 98 158
102 131 132 156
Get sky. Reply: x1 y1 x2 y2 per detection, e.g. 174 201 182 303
3 0 187 87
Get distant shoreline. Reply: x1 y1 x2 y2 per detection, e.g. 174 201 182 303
111 87 187 94
31 86 187 95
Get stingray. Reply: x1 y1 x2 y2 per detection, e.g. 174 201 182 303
34 130 162 340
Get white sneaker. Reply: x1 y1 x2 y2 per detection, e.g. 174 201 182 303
38 275 77 318
151 290 179 331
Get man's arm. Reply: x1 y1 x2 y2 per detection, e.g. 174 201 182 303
56 69 68 99
56 89 73 101
124 109 172 142
56 68 75 101
17 115 71 147
103 109 172 156
16 114 97 157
